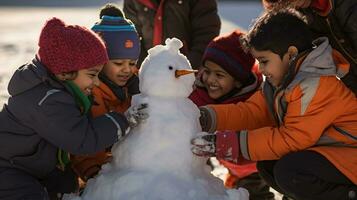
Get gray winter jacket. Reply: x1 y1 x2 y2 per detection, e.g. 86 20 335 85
0 58 126 179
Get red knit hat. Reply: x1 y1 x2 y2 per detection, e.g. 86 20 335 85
38 17 109 74
202 30 256 86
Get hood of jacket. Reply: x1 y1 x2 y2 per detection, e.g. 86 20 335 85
288 37 338 89
7 57 63 96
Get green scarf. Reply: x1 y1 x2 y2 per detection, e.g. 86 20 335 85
57 80 92 170
65 80 92 114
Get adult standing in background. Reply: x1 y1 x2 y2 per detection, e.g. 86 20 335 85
123 0 221 70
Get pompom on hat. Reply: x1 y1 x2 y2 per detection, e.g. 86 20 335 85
38 17 109 74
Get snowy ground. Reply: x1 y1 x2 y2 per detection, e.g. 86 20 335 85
0 1 282 199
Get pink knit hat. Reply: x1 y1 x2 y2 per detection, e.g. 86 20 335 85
38 17 109 74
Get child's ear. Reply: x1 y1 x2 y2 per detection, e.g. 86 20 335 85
287 46 298 60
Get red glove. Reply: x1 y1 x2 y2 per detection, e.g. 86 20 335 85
216 130 240 163
191 130 243 163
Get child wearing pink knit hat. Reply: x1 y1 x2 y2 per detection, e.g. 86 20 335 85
0 17 146 200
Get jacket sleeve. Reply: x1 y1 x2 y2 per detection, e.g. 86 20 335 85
334 0 357 53
188 0 221 69
208 90 274 131
25 92 128 155
242 77 352 161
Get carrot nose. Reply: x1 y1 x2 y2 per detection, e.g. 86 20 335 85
175 69 198 78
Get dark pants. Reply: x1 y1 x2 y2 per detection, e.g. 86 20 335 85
0 167 78 200
257 151 357 200
236 172 275 200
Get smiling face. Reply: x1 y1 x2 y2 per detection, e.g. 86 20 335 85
102 59 137 86
201 60 240 99
72 65 103 96
250 48 291 87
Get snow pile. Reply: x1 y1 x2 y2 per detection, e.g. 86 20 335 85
67 38 249 200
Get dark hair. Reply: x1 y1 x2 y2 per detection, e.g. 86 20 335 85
242 8 312 58
99 3 124 18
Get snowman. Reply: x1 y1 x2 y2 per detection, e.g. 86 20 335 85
69 38 248 200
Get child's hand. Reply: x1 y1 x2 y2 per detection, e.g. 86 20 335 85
191 131 240 163
124 103 149 128
190 132 216 157
199 106 215 132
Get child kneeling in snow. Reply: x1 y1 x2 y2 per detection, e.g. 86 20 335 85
189 30 274 200
0 18 146 200
71 3 143 185
191 8 357 200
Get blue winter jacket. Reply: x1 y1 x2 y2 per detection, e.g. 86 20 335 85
0 58 127 179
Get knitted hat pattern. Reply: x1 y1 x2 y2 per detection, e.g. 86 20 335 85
202 30 256 86
38 17 109 74
92 15 140 60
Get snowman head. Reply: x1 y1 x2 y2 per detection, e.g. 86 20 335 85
139 38 197 97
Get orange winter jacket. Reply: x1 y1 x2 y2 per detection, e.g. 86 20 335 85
208 38 357 184
91 81 131 117
71 81 132 181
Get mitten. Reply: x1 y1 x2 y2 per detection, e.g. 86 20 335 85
124 103 149 128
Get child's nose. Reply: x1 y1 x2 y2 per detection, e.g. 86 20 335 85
122 64 131 73
206 74 216 84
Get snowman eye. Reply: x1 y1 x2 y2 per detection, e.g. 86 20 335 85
168 66 173 70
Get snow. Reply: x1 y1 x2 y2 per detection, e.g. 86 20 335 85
67 38 248 200
0 7 100 105
0 1 283 199
0 1 263 105
218 1 264 33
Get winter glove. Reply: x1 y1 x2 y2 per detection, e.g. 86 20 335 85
124 103 149 128
191 130 240 163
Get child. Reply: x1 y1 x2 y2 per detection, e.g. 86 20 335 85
191 8 357 200
71 4 141 183
0 17 145 200
123 0 221 69
262 0 357 95
189 30 262 106
189 30 273 200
